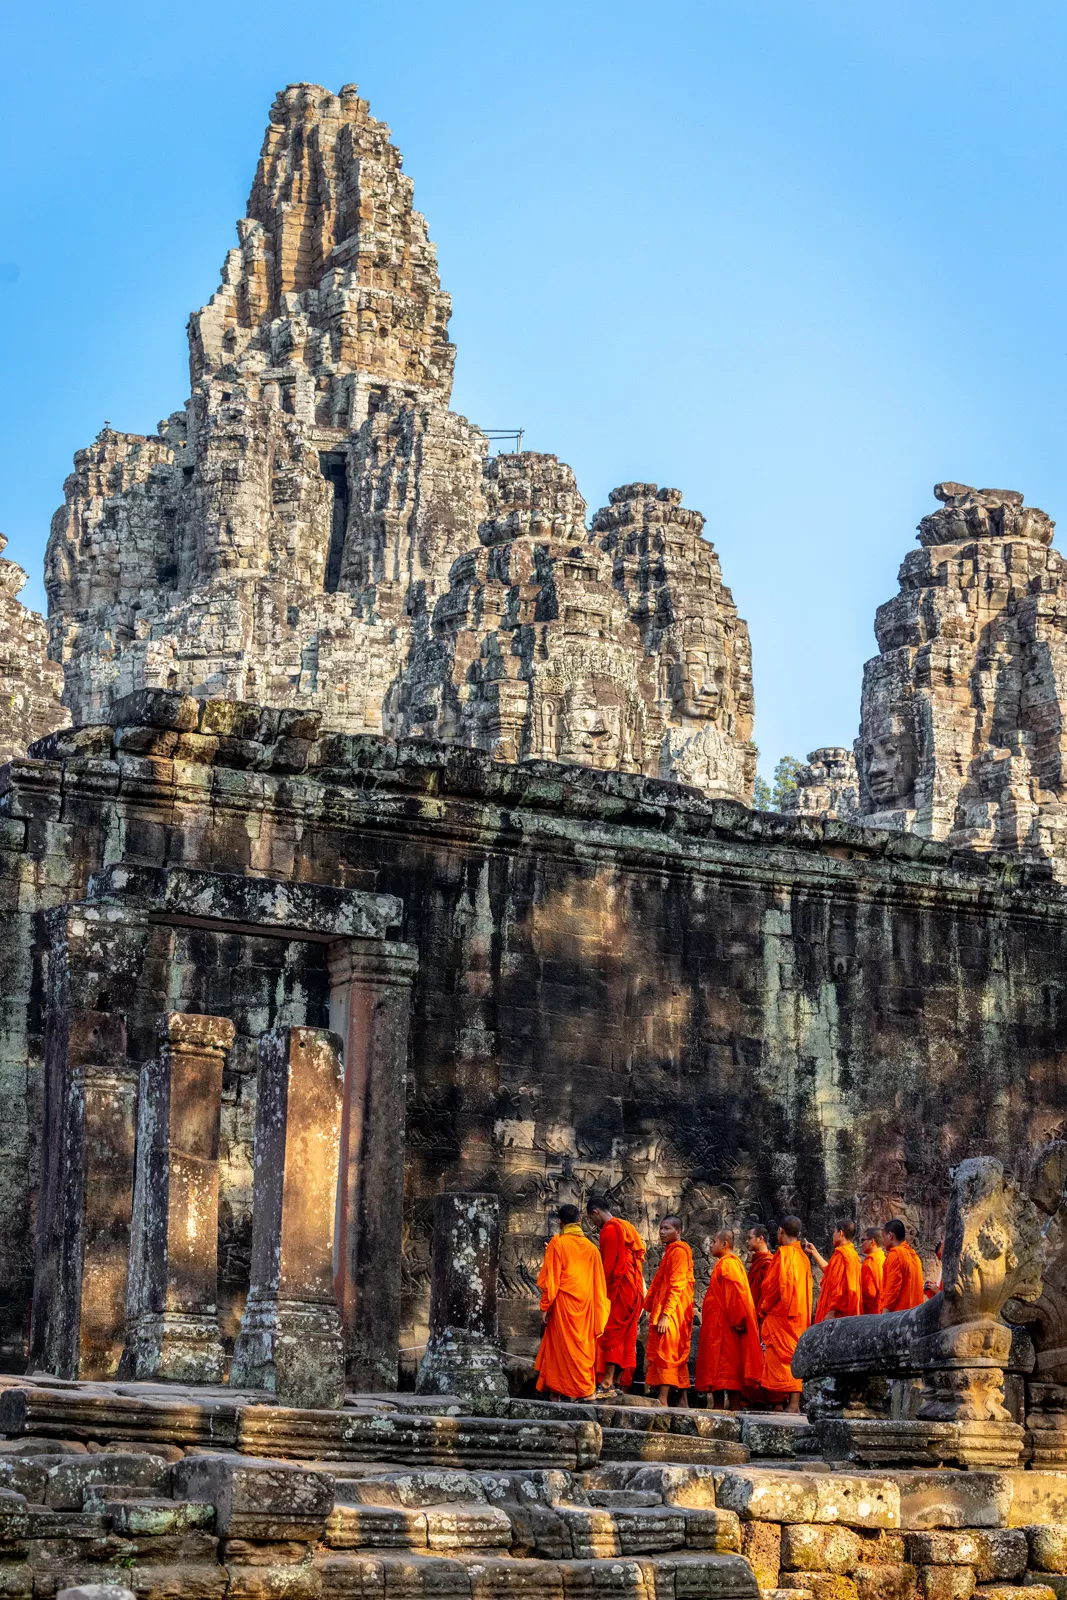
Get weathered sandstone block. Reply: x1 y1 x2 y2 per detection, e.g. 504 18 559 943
121 1011 234 1383
229 1025 346 1408
416 1192 508 1400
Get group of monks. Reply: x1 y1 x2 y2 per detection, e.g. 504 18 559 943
534 1198 930 1409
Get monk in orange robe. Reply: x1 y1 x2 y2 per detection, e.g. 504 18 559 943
643 1215 695 1407
878 1219 925 1313
860 1230 885 1315
695 1229 763 1407
757 1215 812 1412
746 1225 773 1318
535 1204 609 1400
588 1197 645 1394
805 1219 862 1323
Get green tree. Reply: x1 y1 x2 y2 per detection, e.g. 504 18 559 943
752 775 772 810
772 755 803 810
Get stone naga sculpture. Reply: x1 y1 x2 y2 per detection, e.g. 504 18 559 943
794 1156 1047 1422
1002 1142 1067 1462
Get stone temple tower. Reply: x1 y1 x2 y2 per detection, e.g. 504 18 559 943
45 82 757 801
856 481 1067 867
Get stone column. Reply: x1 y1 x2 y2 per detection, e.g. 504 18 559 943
230 1025 345 1409
416 1192 508 1399
32 1010 139 1379
121 1012 234 1382
31 902 151 1378
328 938 417 1392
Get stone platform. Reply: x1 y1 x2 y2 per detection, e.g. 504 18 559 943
3 1383 1067 1600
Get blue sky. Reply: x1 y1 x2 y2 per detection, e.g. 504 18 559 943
3 1 1066 777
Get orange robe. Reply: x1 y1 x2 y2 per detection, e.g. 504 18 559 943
878 1241 925 1313
535 1225 610 1399
747 1251 773 1318
596 1217 646 1385
757 1241 812 1396
860 1247 885 1315
695 1251 763 1393
644 1238 695 1389
813 1242 862 1324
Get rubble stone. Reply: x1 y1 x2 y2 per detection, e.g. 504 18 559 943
781 1527 862 1574
917 1568 976 1600
1026 1530 1067 1575
741 1521 782 1590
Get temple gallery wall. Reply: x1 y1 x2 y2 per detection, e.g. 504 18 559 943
4 79 1067 1389
3 701 1067 1383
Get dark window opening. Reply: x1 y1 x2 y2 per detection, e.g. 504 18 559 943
320 451 349 593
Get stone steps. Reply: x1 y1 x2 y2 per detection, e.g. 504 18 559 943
0 1384 600 1472
238 1407 601 1468
313 1550 760 1600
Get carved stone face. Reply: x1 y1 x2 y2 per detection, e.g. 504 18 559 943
863 721 918 809
558 682 622 767
672 655 723 721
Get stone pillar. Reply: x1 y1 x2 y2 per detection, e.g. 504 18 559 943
31 900 152 1379
121 1012 234 1383
230 1025 345 1409
416 1192 508 1399
328 939 418 1392
30 1010 139 1379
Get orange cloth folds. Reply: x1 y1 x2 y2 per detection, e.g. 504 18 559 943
695 1251 763 1393
813 1242 862 1324
596 1217 646 1385
878 1241 925 1313
757 1240 812 1395
860 1247 885 1315
644 1238 695 1389
747 1252 772 1317
535 1225 610 1399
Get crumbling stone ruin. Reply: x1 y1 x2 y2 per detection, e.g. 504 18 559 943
856 483 1067 867
778 749 858 822
44 83 756 802
11 76 1067 1600
0 534 67 765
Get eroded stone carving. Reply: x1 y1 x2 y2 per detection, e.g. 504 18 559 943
416 1191 508 1399
794 1156 1046 1464
779 748 858 822
43 86 755 802
857 483 1067 870
0 533 68 763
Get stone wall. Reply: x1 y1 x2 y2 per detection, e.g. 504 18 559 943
3 693 1067 1376
44 83 756 802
